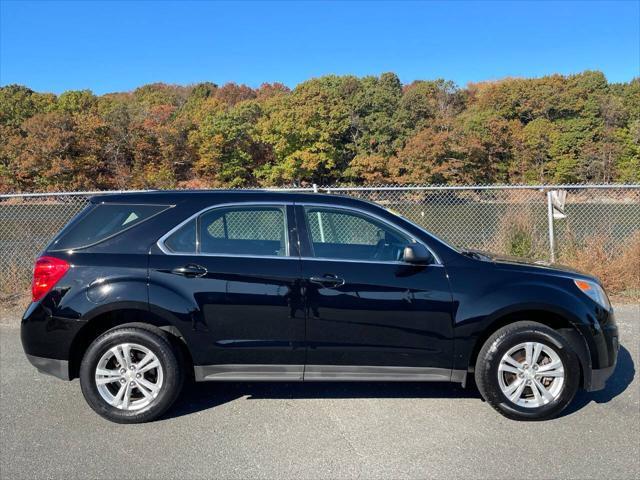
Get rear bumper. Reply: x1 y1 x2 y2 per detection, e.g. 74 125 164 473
25 354 70 380
21 300 86 381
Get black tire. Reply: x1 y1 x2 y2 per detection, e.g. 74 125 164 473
79 326 184 423
474 321 580 421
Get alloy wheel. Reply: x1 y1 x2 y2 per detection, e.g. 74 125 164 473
94 343 164 411
497 341 565 408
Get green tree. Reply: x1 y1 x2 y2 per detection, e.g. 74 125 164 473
190 101 266 186
257 75 354 184
0 85 55 127
613 120 640 182
518 118 559 182
57 90 97 114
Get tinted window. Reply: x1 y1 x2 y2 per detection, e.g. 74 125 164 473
199 206 287 256
304 207 411 261
49 203 168 251
163 219 196 254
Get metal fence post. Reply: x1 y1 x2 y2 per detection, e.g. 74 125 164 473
546 190 556 263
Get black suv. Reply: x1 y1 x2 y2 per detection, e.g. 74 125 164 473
21 191 618 423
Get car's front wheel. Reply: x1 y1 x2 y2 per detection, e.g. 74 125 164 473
475 321 580 421
79 326 183 423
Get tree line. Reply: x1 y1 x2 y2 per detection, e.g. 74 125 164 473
1 70 638 192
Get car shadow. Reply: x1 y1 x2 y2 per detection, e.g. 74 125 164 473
162 344 635 421
163 380 481 421
560 344 635 417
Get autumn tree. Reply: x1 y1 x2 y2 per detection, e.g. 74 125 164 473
1 71 637 193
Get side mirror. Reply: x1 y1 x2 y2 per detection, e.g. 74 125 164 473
403 244 435 264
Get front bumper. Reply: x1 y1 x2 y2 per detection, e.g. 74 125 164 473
583 312 619 392
25 354 70 380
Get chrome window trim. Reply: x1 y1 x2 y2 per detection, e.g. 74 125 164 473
298 256 444 267
298 202 442 265
156 200 442 265
156 201 293 257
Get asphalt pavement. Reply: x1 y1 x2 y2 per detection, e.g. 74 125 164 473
1 304 638 480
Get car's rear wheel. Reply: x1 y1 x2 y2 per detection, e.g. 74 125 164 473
79 326 183 423
475 321 580 421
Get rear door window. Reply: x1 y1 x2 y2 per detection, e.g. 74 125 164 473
49 203 169 251
199 206 288 257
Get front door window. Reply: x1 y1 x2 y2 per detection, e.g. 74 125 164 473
303 206 411 262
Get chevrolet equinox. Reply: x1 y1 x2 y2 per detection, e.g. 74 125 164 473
21 191 619 423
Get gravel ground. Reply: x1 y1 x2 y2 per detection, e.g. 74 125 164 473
1 304 638 480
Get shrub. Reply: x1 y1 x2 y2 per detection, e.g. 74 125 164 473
494 208 545 259
558 232 640 299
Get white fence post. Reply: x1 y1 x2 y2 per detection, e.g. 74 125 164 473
546 190 556 263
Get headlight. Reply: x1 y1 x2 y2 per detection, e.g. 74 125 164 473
574 279 610 309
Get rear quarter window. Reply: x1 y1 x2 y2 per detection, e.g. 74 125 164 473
48 203 170 251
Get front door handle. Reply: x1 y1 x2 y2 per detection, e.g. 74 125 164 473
309 274 345 288
171 264 208 278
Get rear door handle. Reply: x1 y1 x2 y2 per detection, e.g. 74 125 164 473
309 274 345 288
171 264 208 278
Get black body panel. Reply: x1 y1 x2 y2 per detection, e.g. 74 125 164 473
148 253 305 366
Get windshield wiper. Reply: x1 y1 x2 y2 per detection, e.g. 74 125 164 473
461 250 489 261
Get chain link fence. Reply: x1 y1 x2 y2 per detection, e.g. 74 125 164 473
1 185 639 303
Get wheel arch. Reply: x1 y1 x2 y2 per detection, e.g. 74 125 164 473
68 308 193 380
467 308 591 389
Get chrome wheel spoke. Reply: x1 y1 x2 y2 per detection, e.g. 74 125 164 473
136 382 154 401
135 379 158 401
524 342 533 366
537 360 563 374
96 378 120 386
137 376 161 394
95 368 121 385
538 369 563 378
531 343 543 366
135 353 154 370
532 378 554 403
503 355 523 369
498 364 521 375
530 379 543 406
121 344 132 367
121 383 132 410
110 383 127 407
111 345 129 369
508 379 527 402
138 360 160 374
504 377 523 396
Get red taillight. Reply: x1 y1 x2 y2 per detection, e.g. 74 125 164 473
32 256 70 302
